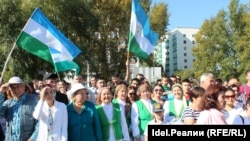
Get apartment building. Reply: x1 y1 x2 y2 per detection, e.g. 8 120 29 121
155 27 199 76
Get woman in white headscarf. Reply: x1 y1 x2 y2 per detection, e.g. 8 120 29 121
163 84 188 124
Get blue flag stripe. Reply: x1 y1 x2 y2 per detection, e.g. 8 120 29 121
30 8 82 58
132 0 158 46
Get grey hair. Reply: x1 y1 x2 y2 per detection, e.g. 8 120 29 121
200 73 213 84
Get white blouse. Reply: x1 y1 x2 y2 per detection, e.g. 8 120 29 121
116 99 126 116
163 99 184 122
223 106 244 124
131 99 153 140
33 100 68 141
101 103 130 141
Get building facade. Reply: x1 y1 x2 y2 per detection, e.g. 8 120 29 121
155 27 199 76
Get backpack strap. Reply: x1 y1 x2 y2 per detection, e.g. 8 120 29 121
239 115 244 125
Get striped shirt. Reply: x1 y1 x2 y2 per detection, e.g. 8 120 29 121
181 106 201 122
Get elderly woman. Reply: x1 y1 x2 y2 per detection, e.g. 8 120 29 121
67 83 102 141
163 84 188 124
96 87 130 141
33 85 68 141
131 84 156 141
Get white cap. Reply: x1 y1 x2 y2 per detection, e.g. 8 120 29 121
69 83 87 97
8 76 24 84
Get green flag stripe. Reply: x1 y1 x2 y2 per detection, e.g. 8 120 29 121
54 60 79 72
16 32 53 64
128 32 148 60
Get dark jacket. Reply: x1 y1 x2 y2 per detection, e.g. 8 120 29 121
55 91 69 105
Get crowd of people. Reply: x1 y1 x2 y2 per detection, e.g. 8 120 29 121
0 70 250 141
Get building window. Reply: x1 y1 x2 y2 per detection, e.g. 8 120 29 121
192 34 196 37
193 59 195 62
192 40 196 44
183 34 186 37
184 59 187 63
183 40 186 44
184 66 187 69
184 46 186 50
184 53 187 56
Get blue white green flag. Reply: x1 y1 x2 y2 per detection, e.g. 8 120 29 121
128 0 159 60
16 8 82 73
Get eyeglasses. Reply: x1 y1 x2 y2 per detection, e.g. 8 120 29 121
10 84 23 89
224 95 236 99
154 89 163 92
129 93 136 96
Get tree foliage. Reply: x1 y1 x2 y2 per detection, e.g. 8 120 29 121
192 0 250 81
0 0 169 81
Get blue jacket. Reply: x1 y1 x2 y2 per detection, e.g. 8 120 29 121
67 101 102 141
0 93 38 141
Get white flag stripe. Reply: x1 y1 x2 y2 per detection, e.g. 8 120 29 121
51 53 67 62
23 19 73 60
130 12 154 55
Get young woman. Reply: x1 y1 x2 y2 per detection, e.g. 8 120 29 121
33 85 68 141
151 84 165 105
222 88 244 124
127 85 139 103
67 83 102 141
96 87 130 141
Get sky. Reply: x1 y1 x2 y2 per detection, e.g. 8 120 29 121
152 0 249 30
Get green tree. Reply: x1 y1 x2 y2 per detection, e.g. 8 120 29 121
192 0 249 81
0 0 169 81
174 69 195 80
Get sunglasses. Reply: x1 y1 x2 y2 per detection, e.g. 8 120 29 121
129 93 136 96
224 95 236 99
154 89 163 92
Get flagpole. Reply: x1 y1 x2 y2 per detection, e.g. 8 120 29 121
127 50 130 61
56 72 61 81
0 42 16 83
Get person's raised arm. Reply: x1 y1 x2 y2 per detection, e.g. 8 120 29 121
124 59 130 84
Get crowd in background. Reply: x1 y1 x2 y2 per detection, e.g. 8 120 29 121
1 69 250 141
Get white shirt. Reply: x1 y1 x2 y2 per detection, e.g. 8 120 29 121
223 106 244 124
116 99 126 115
86 87 96 104
33 100 68 141
131 99 153 138
101 103 130 141
163 99 184 123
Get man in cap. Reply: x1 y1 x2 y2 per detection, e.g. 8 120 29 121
0 76 38 141
43 73 69 105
